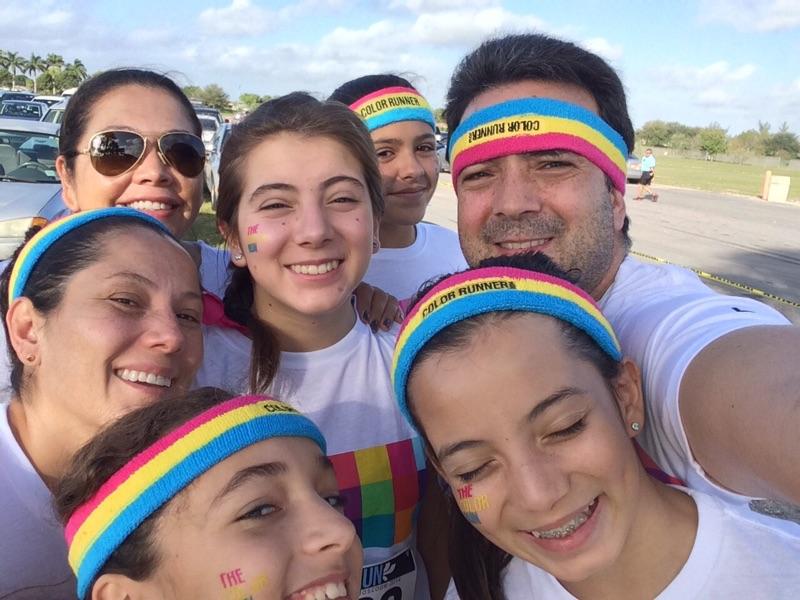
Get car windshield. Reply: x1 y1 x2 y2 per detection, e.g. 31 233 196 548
0 102 43 120
0 127 60 183
199 117 218 132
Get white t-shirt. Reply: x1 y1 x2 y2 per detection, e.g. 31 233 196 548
0 401 77 599
196 317 430 600
464 489 800 599
599 256 794 528
364 222 467 302
197 241 231 299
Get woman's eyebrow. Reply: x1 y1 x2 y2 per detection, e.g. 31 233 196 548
212 462 287 506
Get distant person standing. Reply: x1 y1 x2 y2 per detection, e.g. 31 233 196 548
636 147 658 201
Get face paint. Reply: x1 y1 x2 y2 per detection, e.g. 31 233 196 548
244 223 268 253
219 568 246 589
456 485 490 524
222 572 269 600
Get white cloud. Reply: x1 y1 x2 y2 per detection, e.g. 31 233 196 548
0 0 77 43
389 0 499 11
699 0 800 32
659 60 757 89
411 7 547 46
197 0 276 36
581 37 623 62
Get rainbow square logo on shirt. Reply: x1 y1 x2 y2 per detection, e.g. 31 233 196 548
329 437 427 548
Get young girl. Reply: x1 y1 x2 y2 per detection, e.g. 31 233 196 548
211 93 433 599
392 259 800 599
0 208 203 598
55 388 362 600
330 75 466 301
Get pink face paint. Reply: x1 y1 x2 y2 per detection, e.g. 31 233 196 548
219 568 246 589
458 494 489 524
456 484 473 499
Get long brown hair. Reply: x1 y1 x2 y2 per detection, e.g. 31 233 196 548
215 92 384 393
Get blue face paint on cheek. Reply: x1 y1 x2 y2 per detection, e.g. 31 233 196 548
457 484 490 524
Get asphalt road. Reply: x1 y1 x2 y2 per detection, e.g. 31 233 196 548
424 179 800 324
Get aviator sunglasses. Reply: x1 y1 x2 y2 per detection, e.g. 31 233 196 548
70 130 206 177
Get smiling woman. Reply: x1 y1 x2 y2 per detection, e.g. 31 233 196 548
0 208 204 599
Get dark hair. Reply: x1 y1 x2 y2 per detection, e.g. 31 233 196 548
216 92 384 393
404 253 622 600
328 73 416 105
445 33 634 243
54 387 234 592
0 216 180 395
59 68 202 172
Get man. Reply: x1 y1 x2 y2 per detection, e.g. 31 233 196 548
444 33 800 511
636 148 658 201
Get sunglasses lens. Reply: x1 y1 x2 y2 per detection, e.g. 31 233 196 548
160 133 206 177
88 131 145 176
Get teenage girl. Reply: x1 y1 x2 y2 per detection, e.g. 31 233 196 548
392 257 800 599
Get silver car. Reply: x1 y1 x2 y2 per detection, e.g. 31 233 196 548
0 119 68 258
204 122 232 209
626 154 642 183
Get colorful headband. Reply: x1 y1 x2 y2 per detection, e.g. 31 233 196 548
349 86 437 132
65 395 326 599
8 207 169 305
391 267 622 425
448 98 628 193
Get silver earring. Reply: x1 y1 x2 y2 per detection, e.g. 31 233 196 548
631 422 641 431
233 253 244 261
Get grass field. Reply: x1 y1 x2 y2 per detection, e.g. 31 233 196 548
185 200 224 246
649 155 799 201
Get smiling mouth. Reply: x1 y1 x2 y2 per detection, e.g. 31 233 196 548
529 498 598 539
497 239 550 250
289 260 341 276
122 200 177 211
293 580 348 600
114 369 172 388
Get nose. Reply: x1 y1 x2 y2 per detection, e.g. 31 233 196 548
131 138 176 186
507 453 569 514
491 156 544 218
293 202 333 247
298 496 359 557
396 147 426 181
141 309 186 355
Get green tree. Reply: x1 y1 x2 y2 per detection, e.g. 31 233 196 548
238 92 263 111
59 60 87 90
637 120 671 147
698 123 728 157
183 85 204 102
201 84 230 111
728 129 762 163
45 53 65 94
669 132 697 153
26 54 46 93
764 131 800 161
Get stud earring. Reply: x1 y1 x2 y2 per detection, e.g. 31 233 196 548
630 422 641 432
372 239 381 252
233 253 244 261
24 354 34 363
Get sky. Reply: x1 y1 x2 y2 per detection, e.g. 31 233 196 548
1 0 799 135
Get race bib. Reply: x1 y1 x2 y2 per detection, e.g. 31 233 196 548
360 548 417 600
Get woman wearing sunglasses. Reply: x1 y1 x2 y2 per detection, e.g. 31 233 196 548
0 209 204 599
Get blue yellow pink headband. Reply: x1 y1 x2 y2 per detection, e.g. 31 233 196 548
392 267 622 425
448 98 628 193
65 394 326 599
349 86 437 132
8 207 169 305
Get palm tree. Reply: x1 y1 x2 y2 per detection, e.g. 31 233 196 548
27 54 45 93
45 53 65 94
5 51 26 91
70 58 87 81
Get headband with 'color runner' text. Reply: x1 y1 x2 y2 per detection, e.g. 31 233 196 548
448 97 628 193
392 267 622 426
65 395 326 599
349 86 437 132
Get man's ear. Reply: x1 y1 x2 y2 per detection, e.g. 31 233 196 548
611 358 645 438
6 298 43 367
56 156 80 212
610 187 626 233
91 573 159 600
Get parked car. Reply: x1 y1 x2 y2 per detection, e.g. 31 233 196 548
0 100 47 121
437 140 450 173
0 91 35 103
626 154 642 183
41 98 69 125
0 119 68 258
195 106 223 125
33 95 63 107
204 122 232 209
198 115 220 154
